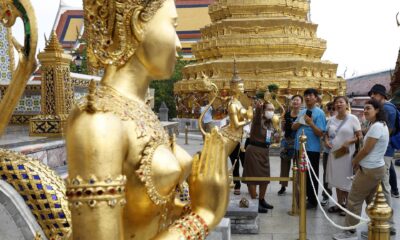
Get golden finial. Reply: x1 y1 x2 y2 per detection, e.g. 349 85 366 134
86 80 97 113
366 182 393 239
231 57 243 84
44 31 63 52
300 129 307 143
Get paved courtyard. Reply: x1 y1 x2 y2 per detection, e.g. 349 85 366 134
177 134 400 240
0 129 398 240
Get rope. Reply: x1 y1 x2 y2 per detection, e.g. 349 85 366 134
301 143 369 230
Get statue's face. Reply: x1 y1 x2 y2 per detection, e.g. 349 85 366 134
136 0 182 79
233 83 244 94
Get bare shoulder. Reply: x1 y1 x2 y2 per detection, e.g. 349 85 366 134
67 107 126 177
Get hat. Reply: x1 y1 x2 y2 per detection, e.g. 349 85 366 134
368 84 388 99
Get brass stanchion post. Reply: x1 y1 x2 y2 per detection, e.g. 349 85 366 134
367 182 392 240
184 123 189 145
298 130 307 240
289 156 299 216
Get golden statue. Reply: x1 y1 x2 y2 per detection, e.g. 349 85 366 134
264 84 285 147
66 0 230 239
219 59 253 154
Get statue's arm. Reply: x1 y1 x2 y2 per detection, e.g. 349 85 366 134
66 109 125 240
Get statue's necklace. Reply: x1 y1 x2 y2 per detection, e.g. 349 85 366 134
81 85 175 207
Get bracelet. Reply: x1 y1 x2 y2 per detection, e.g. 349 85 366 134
66 175 127 208
170 212 209 240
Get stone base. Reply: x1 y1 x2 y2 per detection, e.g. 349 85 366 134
160 121 179 136
225 193 259 234
173 118 228 133
1 137 66 174
207 218 231 240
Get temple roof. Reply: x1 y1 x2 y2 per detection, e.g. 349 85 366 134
51 0 213 57
346 70 392 96
390 48 400 94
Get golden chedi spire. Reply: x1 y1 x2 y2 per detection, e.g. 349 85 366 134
174 0 345 119
44 31 63 52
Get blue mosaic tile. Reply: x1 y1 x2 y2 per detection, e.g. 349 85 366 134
58 212 65 218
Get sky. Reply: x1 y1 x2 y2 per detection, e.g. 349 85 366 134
10 0 400 78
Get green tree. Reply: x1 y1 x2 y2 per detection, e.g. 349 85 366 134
150 57 192 119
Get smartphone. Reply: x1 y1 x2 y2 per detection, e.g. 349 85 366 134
306 109 312 117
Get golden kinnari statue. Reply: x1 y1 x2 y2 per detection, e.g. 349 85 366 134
66 0 234 239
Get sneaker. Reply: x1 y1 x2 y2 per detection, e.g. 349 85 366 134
321 196 329 206
278 186 286 196
390 227 396 236
306 203 317 209
395 159 400 166
391 191 400 198
259 199 274 209
332 230 357 240
258 206 268 213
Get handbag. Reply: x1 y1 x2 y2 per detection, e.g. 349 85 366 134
332 145 349 159
328 115 350 159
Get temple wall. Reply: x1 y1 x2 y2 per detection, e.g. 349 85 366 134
0 25 13 83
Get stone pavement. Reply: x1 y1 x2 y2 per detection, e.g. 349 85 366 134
176 135 400 240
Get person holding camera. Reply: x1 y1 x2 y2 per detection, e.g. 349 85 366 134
278 94 303 195
292 88 327 209
242 101 277 213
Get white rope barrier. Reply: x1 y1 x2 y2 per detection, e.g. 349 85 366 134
302 143 369 230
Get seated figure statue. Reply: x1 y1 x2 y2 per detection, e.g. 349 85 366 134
66 0 234 239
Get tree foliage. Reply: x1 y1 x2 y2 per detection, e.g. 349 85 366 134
150 58 192 119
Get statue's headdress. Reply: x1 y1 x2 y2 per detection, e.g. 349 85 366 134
230 58 243 85
83 0 165 67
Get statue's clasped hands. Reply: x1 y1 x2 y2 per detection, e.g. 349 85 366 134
188 127 230 229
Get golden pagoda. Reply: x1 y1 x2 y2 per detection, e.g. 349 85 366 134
174 0 345 119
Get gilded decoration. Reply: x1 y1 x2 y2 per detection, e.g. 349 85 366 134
0 149 71 239
84 0 166 67
29 32 73 136
174 0 346 119
66 175 127 209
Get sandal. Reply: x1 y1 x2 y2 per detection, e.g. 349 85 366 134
234 189 241 195
328 206 340 213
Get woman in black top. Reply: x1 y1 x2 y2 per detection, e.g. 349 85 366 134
278 95 303 195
